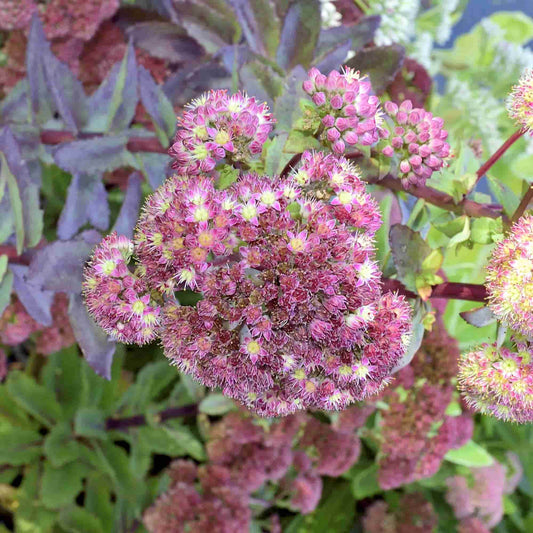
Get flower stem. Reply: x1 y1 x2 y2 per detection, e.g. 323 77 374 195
106 404 198 430
510 184 533 225
474 128 525 183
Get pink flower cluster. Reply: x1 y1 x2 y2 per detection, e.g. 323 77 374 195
169 90 275 174
207 411 360 514
144 410 362 530
507 68 533 133
0 294 75 356
486 215 533 338
83 233 161 345
363 493 438 533
143 460 252 533
302 67 381 154
292 150 382 234
160 173 411 416
377 319 472 489
0 0 36 31
379 100 450 188
458 341 533 423
446 462 506 528
134 177 236 294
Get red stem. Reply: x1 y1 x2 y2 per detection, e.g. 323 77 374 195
510 184 533 225
475 128 525 182
382 278 488 302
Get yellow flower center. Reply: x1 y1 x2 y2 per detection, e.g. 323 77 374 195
247 340 261 355
214 130 230 145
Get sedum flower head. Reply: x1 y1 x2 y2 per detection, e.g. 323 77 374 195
507 68 533 133
161 173 411 416
143 460 251 533
363 493 438 533
458 342 533 423
302 67 381 154
446 462 506 528
486 215 533 337
292 150 382 234
169 90 275 175
368 0 419 46
379 99 450 188
83 232 161 345
0 0 37 31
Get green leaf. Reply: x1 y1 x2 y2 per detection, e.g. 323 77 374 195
44 422 84 467
74 407 108 440
351 464 381 499
447 216 471 248
0 427 42 465
164 423 206 461
288 481 355 533
41 462 86 509
85 473 114 533
0 255 7 283
216 165 240 190
7 372 63 427
470 217 503 245
199 393 237 415
283 130 321 154
445 440 494 467
490 11 533 44
58 506 104 533
346 45 405 94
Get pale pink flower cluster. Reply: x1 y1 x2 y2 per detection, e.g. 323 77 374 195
363 493 438 533
143 460 251 533
83 233 161 345
458 341 533 423
507 68 533 133
0 0 36 31
377 318 472 489
486 215 533 338
302 67 381 154
169 90 275 174
446 462 507 528
379 99 450 187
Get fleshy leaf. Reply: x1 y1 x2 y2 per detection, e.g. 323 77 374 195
112 172 143 238
445 440 494 467
86 42 138 133
346 44 405 94
10 264 54 327
138 65 176 146
68 293 116 380
26 16 87 131
137 152 170 190
27 231 101 293
0 269 13 317
389 224 432 293
276 0 321 70
227 0 282 57
57 173 110 240
53 135 136 175
460 306 497 328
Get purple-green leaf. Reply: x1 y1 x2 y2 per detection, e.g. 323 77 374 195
112 172 143 238
68 293 116 380
26 15 87 132
11 264 54 327
27 231 101 294
53 136 136 175
57 174 110 240
460 306 497 328
138 66 176 146
86 42 138 133
345 44 405 94
276 0 321 70
138 152 170 190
